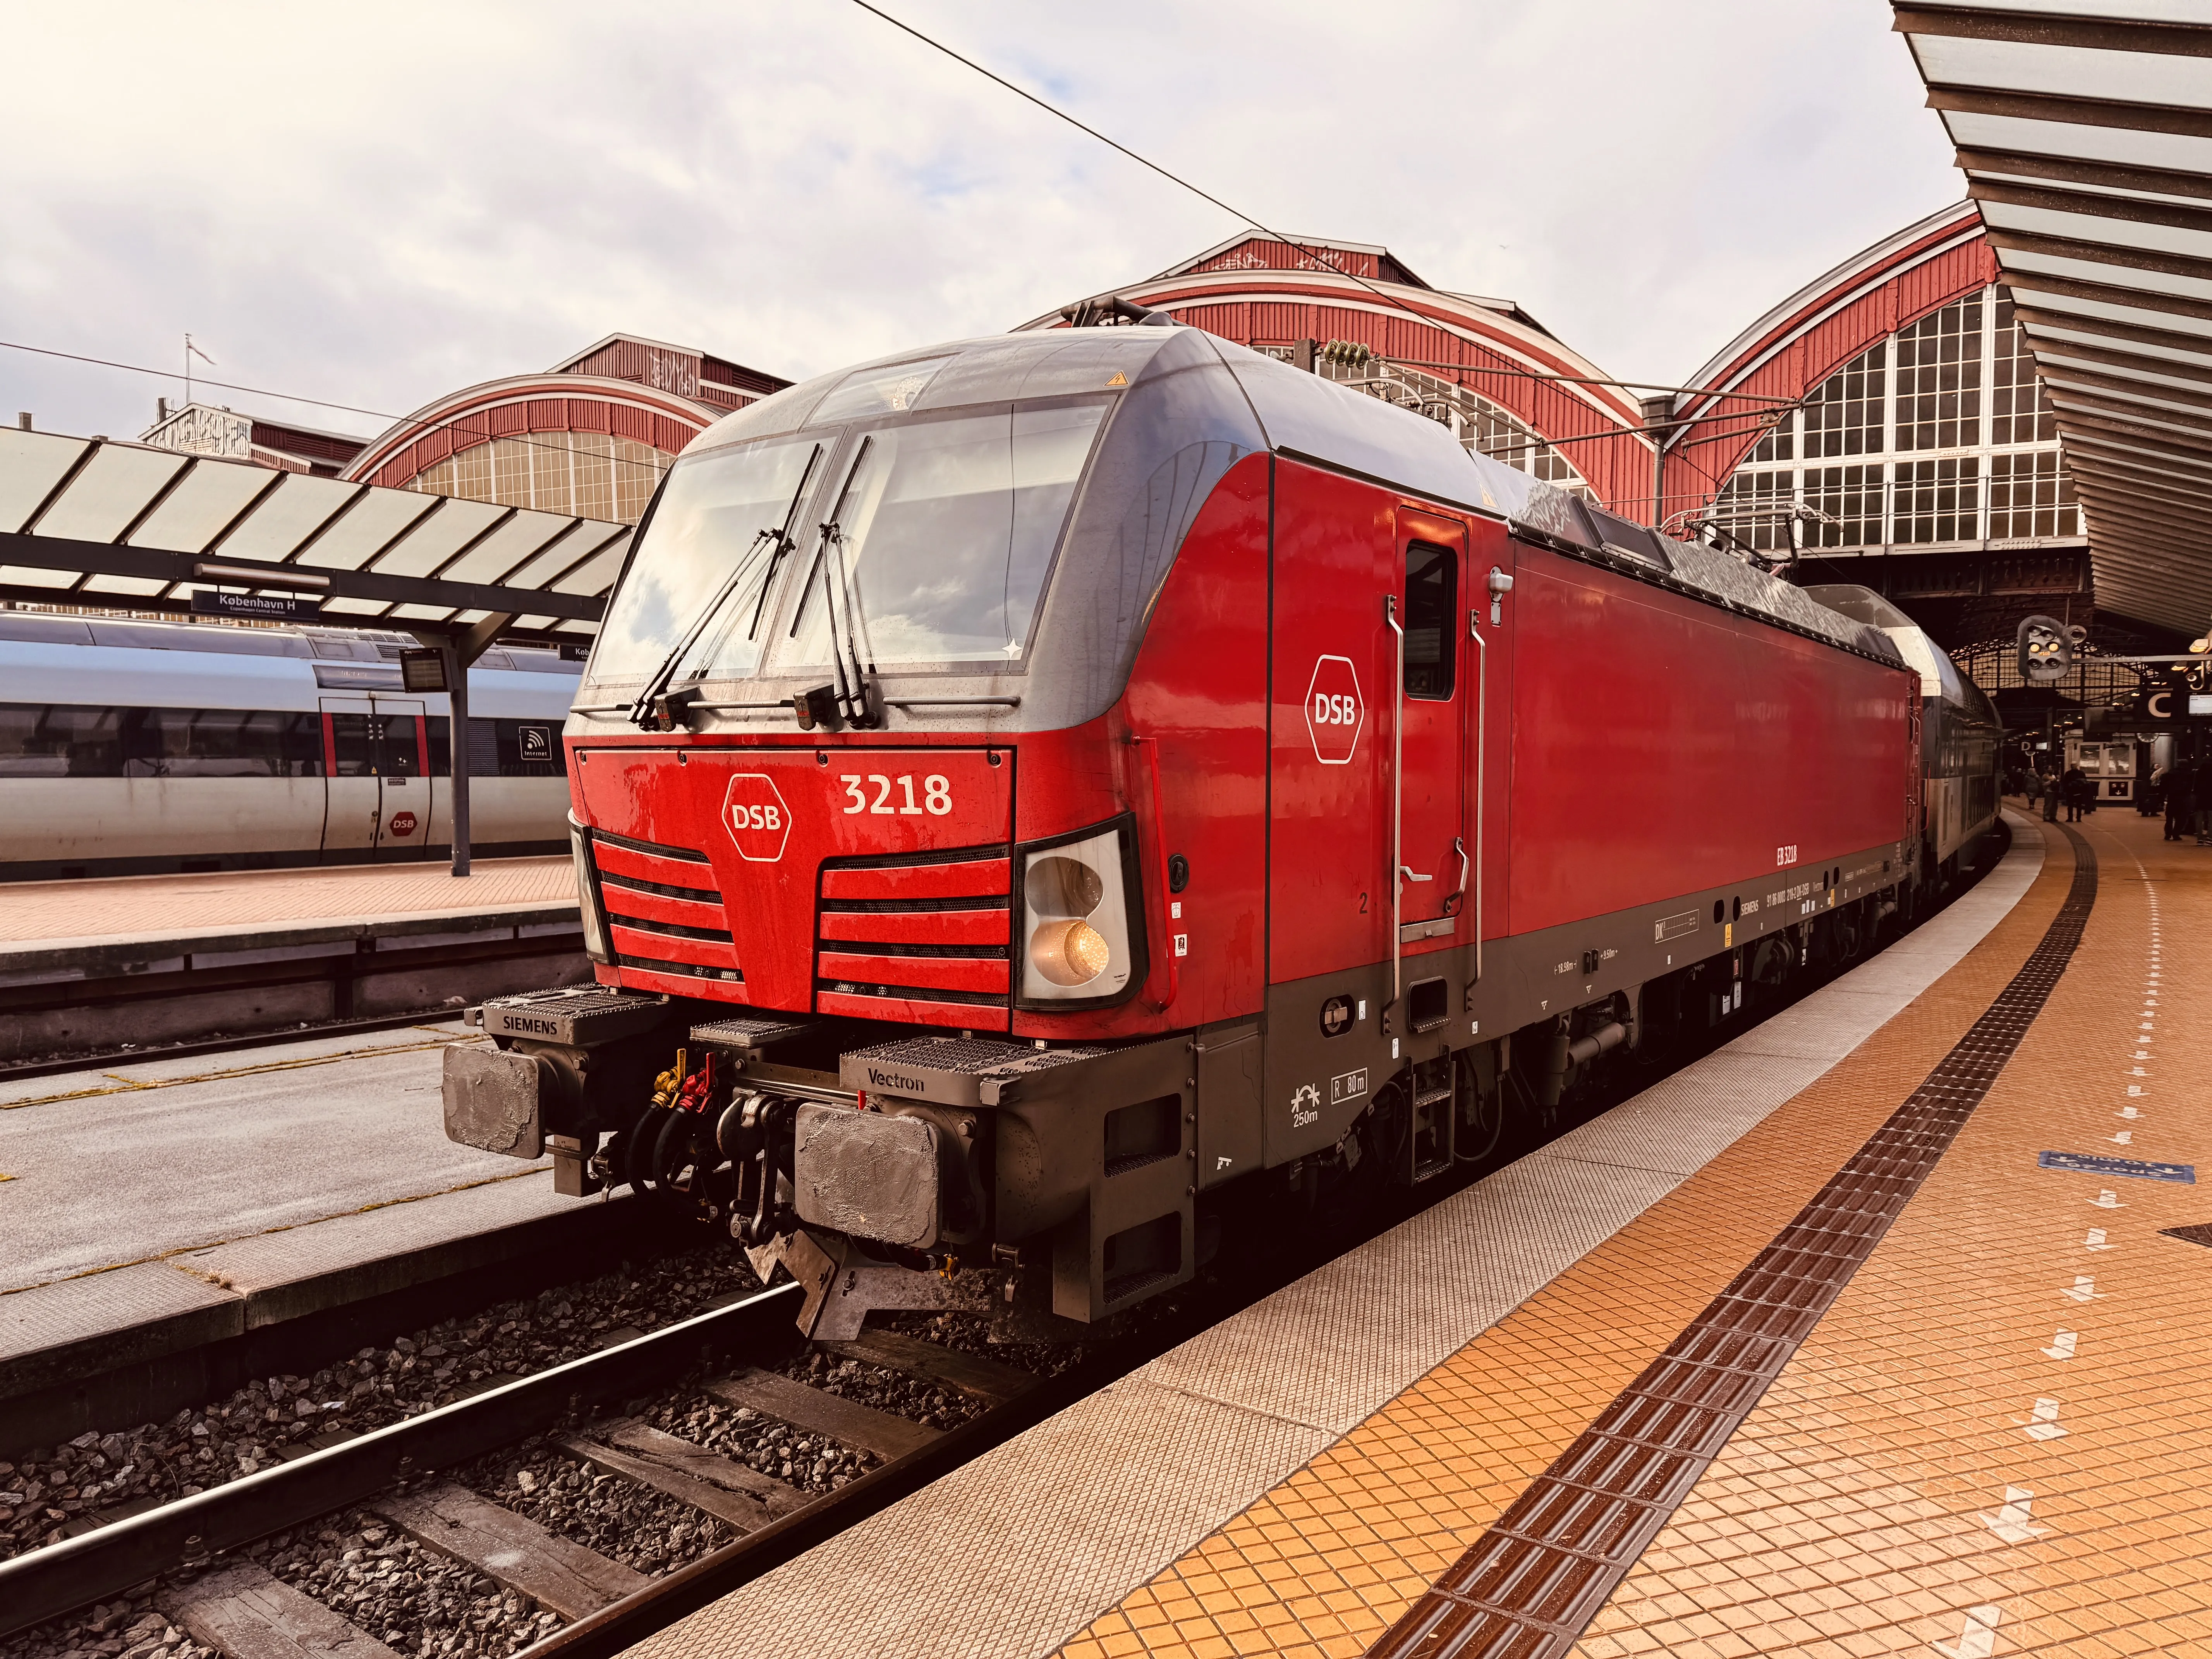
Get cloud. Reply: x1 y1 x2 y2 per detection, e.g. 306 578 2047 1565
0 0 1960 443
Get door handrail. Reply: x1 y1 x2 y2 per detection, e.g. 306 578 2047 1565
1471 608 1487 982
1385 593 1404 1008
1128 732 1180 1014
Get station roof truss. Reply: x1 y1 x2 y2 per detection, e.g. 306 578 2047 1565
1895 0 2212 636
0 425 624 646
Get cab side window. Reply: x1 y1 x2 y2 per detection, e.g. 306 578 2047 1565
1404 541 1456 701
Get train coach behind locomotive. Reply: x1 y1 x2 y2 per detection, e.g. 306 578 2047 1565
443 321 1996 1340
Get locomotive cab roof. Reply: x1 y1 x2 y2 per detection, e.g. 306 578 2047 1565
584 327 1903 732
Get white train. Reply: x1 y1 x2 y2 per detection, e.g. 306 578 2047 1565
0 614 582 881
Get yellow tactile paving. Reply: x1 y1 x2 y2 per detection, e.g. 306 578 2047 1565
1570 811 2212 1659
0 855 572 946
1055 821 2079 1659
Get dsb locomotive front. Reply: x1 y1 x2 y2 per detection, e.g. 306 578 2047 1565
443 323 1997 1339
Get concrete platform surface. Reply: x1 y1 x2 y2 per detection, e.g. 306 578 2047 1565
632 819 2057 1659
0 855 576 970
0 1020 540 1291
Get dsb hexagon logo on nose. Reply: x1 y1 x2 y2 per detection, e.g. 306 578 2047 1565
722 773 791 862
1304 654 1364 765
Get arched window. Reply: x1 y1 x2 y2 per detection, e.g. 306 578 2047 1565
405 432 679 524
1707 287 2076 554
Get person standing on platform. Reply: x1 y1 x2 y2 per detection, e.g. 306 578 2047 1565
2043 767 2061 823
2197 752 2212 846
2166 760 2191 842
2061 762 2089 823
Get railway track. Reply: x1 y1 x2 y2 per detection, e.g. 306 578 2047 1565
0 1280 1165 1659
0 832 2011 1659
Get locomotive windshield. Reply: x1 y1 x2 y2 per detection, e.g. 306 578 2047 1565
588 401 1107 689
775 404 1106 672
588 435 823 687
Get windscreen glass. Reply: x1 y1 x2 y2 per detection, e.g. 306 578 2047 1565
774 403 1106 672
585 436 821 685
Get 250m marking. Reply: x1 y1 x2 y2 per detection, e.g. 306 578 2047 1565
842 774 953 817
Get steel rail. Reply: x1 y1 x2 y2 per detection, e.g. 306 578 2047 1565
0 1282 803 1637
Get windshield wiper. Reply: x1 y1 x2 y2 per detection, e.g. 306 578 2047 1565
630 444 822 729
822 512 882 729
788 438 883 731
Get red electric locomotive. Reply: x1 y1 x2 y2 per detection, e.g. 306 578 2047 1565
444 321 1988 1339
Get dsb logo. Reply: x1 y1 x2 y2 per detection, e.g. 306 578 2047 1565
1303 654 1364 766
723 774 792 862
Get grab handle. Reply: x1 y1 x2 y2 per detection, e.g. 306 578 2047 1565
1128 733 1180 1014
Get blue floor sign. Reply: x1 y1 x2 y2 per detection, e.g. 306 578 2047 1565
2039 1150 2197 1184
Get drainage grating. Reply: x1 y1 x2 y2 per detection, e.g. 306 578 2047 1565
1367 824 2099 1659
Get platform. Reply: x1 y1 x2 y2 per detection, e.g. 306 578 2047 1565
0 857 585 1063
630 807 2212 1657
0 1020 653 1454
0 855 577 977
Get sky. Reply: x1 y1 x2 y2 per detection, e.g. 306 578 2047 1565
0 1 1963 446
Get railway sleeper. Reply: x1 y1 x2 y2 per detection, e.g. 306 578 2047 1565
163 1559 404 1659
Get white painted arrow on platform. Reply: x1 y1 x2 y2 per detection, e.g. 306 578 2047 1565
1933 1605 2003 1659
2062 1276 2103 1302
2085 1228 2112 1251
2042 1329 2077 1360
2090 1190 2124 1209
2022 1398 2068 1441
1977 1486 2049 1544
2110 1130 2134 1145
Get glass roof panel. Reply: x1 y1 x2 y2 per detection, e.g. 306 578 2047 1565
126 459 278 553
434 511 576 587
319 595 387 615
1973 168 2212 211
1956 0 2212 20
1982 199 2212 260
2030 319 2212 365
548 540 628 595
494 524 623 594
80 574 170 596
2014 286 2212 338
388 603 459 621
2002 247 2212 301
369 499 509 579
294 488 438 570
35 445 189 543
220 475 361 560
2040 348 2212 390
1915 36 2212 108
0 429 94 533
1946 110 2212 173
2042 371 2210 418
0 563 84 589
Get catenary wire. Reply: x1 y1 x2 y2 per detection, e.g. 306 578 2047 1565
847 1 1808 488
843 2 1651 427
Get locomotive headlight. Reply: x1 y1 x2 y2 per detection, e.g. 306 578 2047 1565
568 813 614 965
1017 820 1143 1005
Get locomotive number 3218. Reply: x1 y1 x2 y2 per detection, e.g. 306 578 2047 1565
841 774 954 817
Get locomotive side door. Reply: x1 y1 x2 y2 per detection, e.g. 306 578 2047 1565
1392 512 1468 947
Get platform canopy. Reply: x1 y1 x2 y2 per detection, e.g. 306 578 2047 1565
0 425 627 647
1895 1 2212 639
